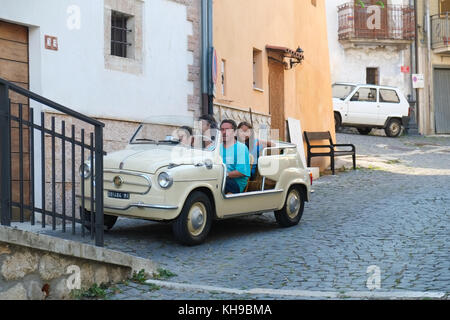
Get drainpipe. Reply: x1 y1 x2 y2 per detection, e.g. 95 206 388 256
426 0 434 134
407 0 419 135
201 0 214 115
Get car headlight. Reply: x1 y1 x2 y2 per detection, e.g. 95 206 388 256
158 172 173 189
79 163 91 179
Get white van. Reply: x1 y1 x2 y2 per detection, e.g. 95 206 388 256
332 83 410 137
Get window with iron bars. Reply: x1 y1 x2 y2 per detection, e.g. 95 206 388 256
111 11 132 58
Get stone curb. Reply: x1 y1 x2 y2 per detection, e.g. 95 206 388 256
145 279 449 300
0 225 157 276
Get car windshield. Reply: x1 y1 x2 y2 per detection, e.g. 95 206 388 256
332 84 356 100
130 115 219 151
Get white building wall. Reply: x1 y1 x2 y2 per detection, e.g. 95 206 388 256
0 0 196 122
326 0 413 97
0 0 200 213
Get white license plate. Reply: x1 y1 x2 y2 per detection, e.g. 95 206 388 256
108 191 130 200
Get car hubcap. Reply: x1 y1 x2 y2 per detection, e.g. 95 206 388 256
287 190 301 219
187 202 207 236
390 122 400 135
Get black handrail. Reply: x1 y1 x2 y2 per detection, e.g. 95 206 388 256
0 77 104 127
0 76 105 246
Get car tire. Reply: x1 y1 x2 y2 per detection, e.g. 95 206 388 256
83 209 118 231
334 113 342 132
274 186 305 228
357 128 372 135
172 191 213 246
385 118 402 138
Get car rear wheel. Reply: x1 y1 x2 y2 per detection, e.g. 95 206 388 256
385 119 402 137
274 187 305 228
357 128 372 135
172 191 212 246
334 113 342 132
83 209 118 231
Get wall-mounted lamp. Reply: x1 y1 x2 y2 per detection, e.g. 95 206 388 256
289 47 305 69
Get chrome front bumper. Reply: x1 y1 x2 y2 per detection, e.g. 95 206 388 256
76 195 178 211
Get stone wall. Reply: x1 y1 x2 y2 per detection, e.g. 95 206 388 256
0 243 129 299
213 103 272 133
0 226 157 300
168 0 202 115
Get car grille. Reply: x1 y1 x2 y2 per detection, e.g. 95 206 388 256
104 170 152 195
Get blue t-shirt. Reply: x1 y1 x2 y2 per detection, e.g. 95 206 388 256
220 142 251 192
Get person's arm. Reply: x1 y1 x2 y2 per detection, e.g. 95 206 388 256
258 139 274 148
227 170 245 178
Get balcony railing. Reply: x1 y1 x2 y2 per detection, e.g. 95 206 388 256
338 2 415 43
431 13 450 53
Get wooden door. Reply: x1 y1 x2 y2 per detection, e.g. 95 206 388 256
0 20 31 221
268 59 285 142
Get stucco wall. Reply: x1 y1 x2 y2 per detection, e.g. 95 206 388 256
0 0 200 121
326 0 413 97
213 0 334 170
414 0 450 134
0 0 202 209
293 0 334 137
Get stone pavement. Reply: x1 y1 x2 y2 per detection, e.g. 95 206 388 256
13 131 450 299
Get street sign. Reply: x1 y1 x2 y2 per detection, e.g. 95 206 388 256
45 35 58 51
401 66 410 73
412 74 424 89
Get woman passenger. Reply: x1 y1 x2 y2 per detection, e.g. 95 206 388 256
237 122 273 180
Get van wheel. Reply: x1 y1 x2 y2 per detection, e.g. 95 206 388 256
385 119 402 137
83 209 118 231
274 187 305 228
357 128 372 135
172 191 212 246
334 113 342 132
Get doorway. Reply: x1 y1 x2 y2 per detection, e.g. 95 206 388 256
366 67 379 85
268 59 285 141
434 68 450 134
0 20 31 221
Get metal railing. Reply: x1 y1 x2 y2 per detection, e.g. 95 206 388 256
431 13 450 50
0 77 105 246
338 2 415 41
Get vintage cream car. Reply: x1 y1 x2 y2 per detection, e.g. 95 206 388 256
80 117 312 245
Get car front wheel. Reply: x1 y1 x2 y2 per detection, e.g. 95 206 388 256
274 187 305 228
172 191 212 246
385 119 402 137
83 209 118 231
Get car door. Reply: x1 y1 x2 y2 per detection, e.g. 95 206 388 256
378 88 402 126
345 87 379 125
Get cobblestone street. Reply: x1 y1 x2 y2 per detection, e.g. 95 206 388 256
16 131 450 299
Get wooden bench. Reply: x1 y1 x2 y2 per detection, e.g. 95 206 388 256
304 131 356 175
